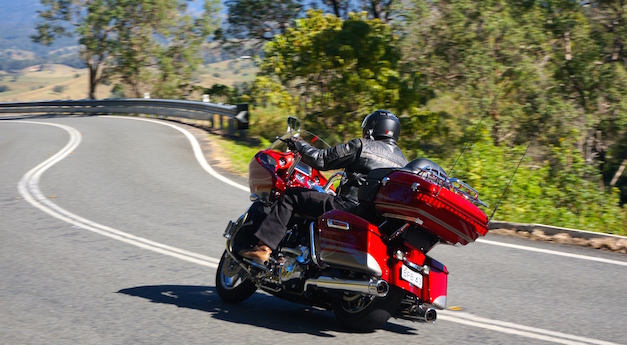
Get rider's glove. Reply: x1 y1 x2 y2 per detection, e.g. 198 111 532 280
285 137 300 152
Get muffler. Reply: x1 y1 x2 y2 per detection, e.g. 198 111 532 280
403 304 437 323
304 276 389 297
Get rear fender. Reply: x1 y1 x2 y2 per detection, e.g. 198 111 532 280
388 253 448 309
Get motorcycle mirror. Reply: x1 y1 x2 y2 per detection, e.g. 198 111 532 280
286 116 301 133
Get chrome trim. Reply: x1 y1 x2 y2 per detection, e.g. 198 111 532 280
304 276 389 297
285 154 301 182
388 223 410 241
408 305 437 323
318 238 383 276
323 171 346 192
450 177 488 208
327 218 350 231
309 222 326 267
242 257 270 272
366 253 384 277
382 212 424 225
382 177 390 186
432 296 447 310
402 258 423 272
411 182 420 191
379 203 474 244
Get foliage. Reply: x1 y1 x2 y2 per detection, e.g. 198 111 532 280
222 0 302 43
447 136 626 235
31 0 221 99
248 10 430 142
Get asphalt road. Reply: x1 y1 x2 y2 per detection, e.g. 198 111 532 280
1 115 625 345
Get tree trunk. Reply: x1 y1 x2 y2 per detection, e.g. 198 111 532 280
610 159 627 187
88 64 98 100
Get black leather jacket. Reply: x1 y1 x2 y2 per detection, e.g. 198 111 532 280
294 137 408 204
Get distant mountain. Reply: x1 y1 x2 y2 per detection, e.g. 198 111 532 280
0 0 76 54
0 0 211 54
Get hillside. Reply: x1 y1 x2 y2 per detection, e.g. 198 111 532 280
0 0 77 54
0 60 257 102
0 65 112 101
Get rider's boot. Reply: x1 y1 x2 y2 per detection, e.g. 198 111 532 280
239 244 272 265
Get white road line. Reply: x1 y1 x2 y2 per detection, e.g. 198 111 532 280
14 120 219 268
114 116 627 268
439 311 620 345
102 115 249 193
11 117 623 345
477 239 627 267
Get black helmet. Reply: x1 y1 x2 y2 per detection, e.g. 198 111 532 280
361 110 401 141
404 158 447 177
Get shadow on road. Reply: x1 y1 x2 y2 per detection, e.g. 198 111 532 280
118 285 419 337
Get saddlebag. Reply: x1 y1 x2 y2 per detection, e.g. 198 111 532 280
316 209 389 278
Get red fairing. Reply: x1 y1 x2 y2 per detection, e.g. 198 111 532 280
374 171 489 246
317 210 390 279
249 150 331 200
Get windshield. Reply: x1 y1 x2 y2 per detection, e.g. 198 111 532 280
269 130 332 151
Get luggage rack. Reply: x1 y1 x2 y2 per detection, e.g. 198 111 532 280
449 178 488 208
416 167 488 208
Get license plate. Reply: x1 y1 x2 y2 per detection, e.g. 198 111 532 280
401 264 423 289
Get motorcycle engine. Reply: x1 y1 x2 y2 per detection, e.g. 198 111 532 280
278 245 310 288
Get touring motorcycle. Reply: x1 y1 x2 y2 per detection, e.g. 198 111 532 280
216 117 489 331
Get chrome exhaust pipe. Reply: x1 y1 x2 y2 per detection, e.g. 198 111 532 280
405 305 437 323
304 276 389 297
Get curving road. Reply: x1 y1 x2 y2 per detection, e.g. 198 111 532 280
1 115 625 345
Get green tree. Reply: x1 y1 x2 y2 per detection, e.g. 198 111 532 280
391 0 626 230
112 0 220 98
251 10 428 141
32 0 220 99
221 0 302 46
32 0 119 99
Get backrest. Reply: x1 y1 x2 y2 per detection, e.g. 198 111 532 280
358 167 396 204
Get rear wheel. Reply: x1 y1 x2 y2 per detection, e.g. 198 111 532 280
332 285 405 332
215 250 257 304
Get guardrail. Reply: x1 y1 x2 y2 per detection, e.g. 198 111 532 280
0 98 249 134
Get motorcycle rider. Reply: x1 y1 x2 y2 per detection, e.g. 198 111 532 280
240 110 409 264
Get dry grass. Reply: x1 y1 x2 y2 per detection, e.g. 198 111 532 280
0 59 257 102
0 64 112 101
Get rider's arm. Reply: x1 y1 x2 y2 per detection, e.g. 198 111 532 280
294 138 362 171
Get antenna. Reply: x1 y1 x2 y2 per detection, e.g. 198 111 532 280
488 116 545 223
448 76 509 177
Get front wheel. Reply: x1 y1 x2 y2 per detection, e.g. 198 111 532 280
215 250 257 304
332 285 405 332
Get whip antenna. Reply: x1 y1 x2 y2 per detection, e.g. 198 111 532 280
448 77 509 177
489 117 544 223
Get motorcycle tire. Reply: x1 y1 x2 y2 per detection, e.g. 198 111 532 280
215 250 257 304
332 285 405 332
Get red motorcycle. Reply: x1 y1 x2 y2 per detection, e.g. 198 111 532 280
216 117 489 331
